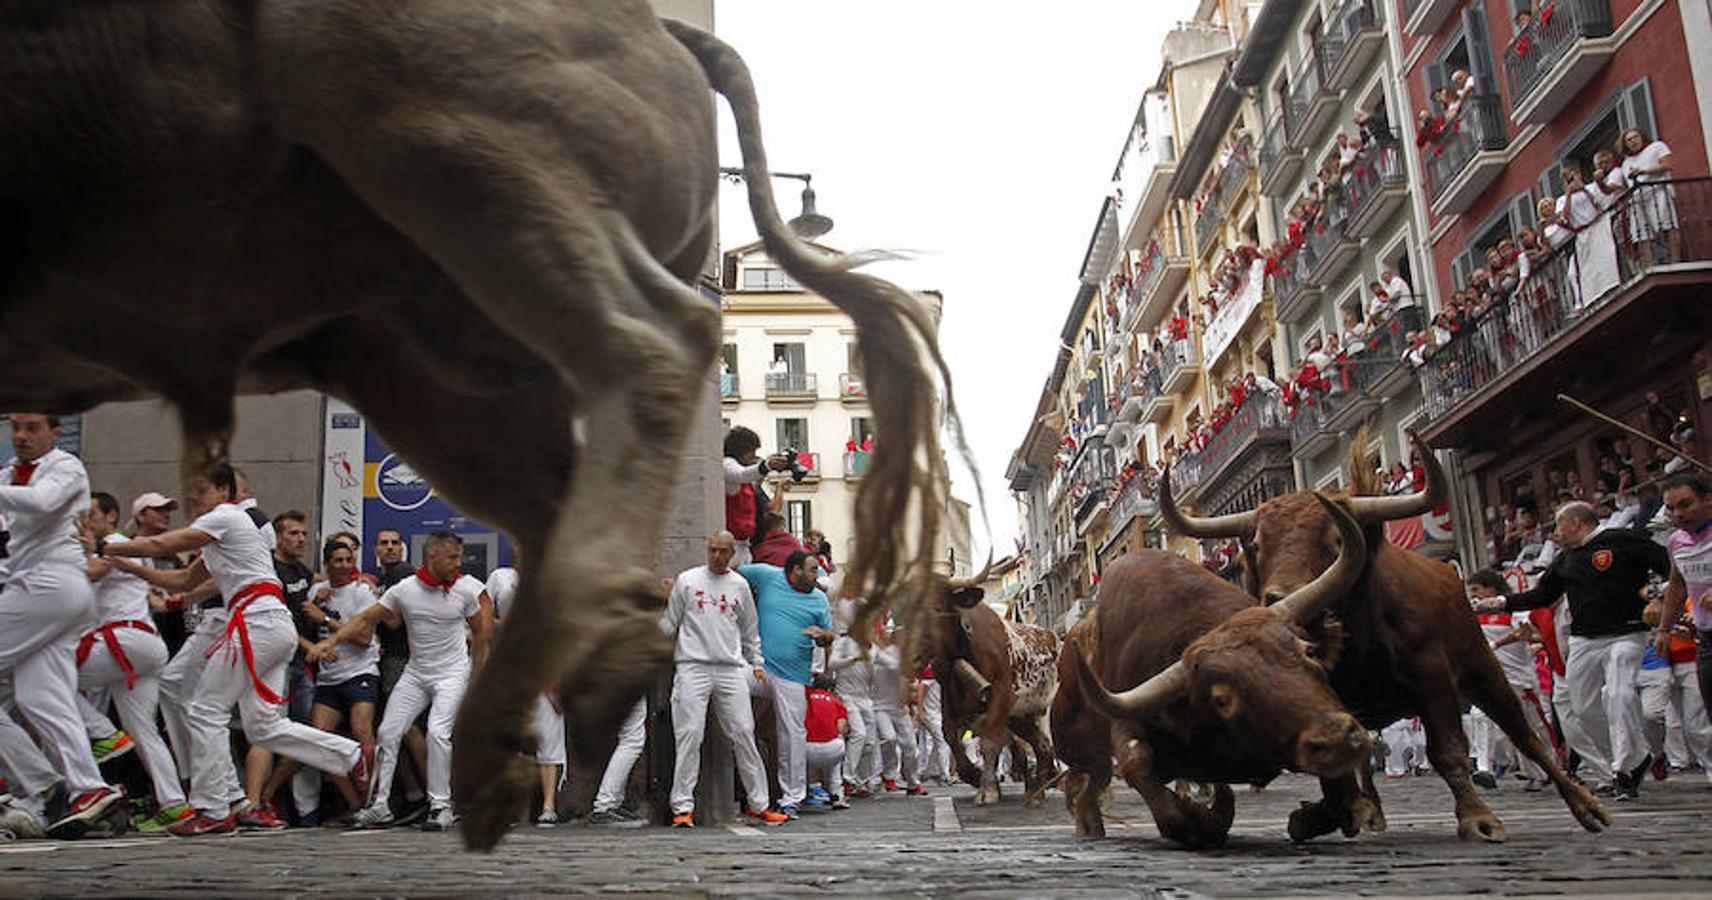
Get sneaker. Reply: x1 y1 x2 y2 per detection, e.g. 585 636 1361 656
588 808 644 829
420 806 457 832
1471 770 1498 790
349 745 375 804
907 784 929 796
847 787 872 800
47 785 124 840
883 779 898 792
1523 778 1545 793
90 733 134 765
352 803 395 829
829 797 851 810
134 804 195 834
801 796 826 810
779 804 800 820
671 811 696 828
236 802 288 831
167 811 237 837
1613 770 1641 802
1651 755 1670 782
807 785 832 802
0 804 44 840
535 810 559 829
744 808 788 826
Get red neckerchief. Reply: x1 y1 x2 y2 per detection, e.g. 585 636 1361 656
10 461 38 485
416 566 456 593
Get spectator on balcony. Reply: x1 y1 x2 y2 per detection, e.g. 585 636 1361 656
1354 108 1396 149
1415 109 1448 156
1404 330 1431 368
1558 163 1622 307
1618 127 1679 262
1430 311 1456 348
766 356 789 379
1450 68 1476 105
1342 309 1373 356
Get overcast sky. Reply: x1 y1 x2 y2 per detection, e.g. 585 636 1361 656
714 3 1182 557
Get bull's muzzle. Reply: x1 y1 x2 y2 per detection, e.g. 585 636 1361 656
1295 711 1370 777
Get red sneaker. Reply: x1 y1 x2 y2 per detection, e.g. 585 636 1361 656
168 812 238 838
848 787 873 799
905 784 928 796
349 744 375 803
236 802 288 831
47 785 125 839
883 779 898 792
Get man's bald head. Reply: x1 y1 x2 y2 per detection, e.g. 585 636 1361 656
707 530 737 573
1555 501 1600 547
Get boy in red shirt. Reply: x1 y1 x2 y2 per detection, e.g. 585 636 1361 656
804 675 851 810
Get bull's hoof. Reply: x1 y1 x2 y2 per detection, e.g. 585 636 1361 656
974 786 1000 806
452 727 538 851
1563 782 1611 833
1073 815 1106 839
1287 800 1341 843
1355 796 1388 833
957 764 983 786
1456 811 1508 843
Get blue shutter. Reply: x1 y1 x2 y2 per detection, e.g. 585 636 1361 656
1510 192 1536 231
1462 7 1497 96
1426 62 1447 94
1621 78 1657 142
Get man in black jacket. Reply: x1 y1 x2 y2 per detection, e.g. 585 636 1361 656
1478 501 1670 799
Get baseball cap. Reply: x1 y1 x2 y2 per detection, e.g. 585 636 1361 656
131 492 178 516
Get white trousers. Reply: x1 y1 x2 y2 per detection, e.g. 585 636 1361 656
1381 718 1424 776
1567 633 1648 778
1639 662 1712 770
806 737 845 792
1552 667 1609 780
592 699 645 813
838 691 875 786
769 677 809 808
371 664 466 809
533 694 566 766
1471 682 1550 780
188 606 358 816
669 662 769 816
873 703 918 786
76 626 185 807
915 683 950 781
158 608 243 802
0 569 107 796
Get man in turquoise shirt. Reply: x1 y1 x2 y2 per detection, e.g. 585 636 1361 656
740 550 834 817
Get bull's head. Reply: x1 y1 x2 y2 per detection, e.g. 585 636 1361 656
1075 495 1371 777
931 560 996 706
1159 429 1446 606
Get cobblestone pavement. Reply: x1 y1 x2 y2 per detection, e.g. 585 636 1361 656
2 772 1709 896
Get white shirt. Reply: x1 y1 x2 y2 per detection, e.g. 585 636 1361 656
0 448 90 575
658 565 762 668
1479 620 1537 691
94 529 151 624
317 580 381 685
190 504 283 604
1386 276 1414 309
872 643 908 710
485 566 520 620
379 572 484 677
826 635 873 699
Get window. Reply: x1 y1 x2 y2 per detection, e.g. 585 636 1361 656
741 265 800 291
1298 326 1324 363
770 342 806 374
721 343 739 372
1544 80 1654 198
845 342 863 377
785 500 813 540
776 418 808 451
849 417 872 445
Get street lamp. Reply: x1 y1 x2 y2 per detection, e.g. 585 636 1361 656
719 166 834 239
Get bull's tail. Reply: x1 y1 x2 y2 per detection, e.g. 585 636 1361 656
663 19 983 648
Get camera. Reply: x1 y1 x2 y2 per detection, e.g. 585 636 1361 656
777 448 811 483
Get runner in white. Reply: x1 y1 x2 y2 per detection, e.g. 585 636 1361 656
316 530 490 832
97 462 367 837
484 559 573 828
76 491 189 831
0 413 124 839
825 625 876 795
869 624 924 795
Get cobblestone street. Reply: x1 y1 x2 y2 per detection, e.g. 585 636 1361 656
3 771 1708 896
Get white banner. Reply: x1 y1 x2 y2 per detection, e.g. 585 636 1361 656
319 398 365 545
1201 259 1266 368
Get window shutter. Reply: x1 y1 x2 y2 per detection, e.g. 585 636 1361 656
1426 62 1447 94
1537 169 1562 205
1462 7 1497 96
1510 192 1536 231
1620 78 1657 142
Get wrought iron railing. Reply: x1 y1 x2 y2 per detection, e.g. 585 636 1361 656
1418 177 1709 421
719 373 739 399
1285 47 1331 145
765 372 818 398
1194 142 1254 251
1259 113 1293 187
1346 143 1405 221
1424 95 1508 203
1326 0 1378 75
1503 0 1613 114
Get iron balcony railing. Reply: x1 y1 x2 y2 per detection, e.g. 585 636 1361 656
838 372 867 399
1194 142 1254 251
1424 95 1508 203
1346 142 1406 221
843 450 872 478
1419 177 1709 421
719 372 739 399
1158 338 1198 385
1201 395 1287 483
1285 47 1331 145
764 372 818 398
1259 113 1293 187
1326 0 1378 75
1503 0 1613 115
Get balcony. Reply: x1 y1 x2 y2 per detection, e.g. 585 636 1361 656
792 451 822 482
1302 197 1359 290
1113 366 1160 426
1420 178 1712 447
1289 395 1338 459
764 371 818 402
719 372 740 402
1272 241 1325 324
1345 144 1408 238
1168 449 1203 504
1194 144 1254 254
1069 440 1115 535
1403 0 1459 36
1106 475 1159 538
1426 96 1509 217
1258 116 1303 198
1193 396 1297 517
1289 354 1399 460
843 449 872 479
1285 48 1338 152
1130 232 1192 331
1323 0 1384 92
838 372 867 402
1504 0 1615 126
1123 135 1179 249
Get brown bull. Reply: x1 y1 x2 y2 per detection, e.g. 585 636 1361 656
1160 429 1610 843
929 575 1059 806
1053 495 1371 847
0 3 954 849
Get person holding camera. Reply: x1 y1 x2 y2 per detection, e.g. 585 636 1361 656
722 427 792 567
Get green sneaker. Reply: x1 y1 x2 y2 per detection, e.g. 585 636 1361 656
133 804 195 833
90 732 135 764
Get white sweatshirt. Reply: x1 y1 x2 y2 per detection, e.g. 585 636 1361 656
659 565 763 668
826 635 873 699
872 643 908 711
0 449 90 575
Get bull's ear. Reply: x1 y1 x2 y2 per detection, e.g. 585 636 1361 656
950 587 985 608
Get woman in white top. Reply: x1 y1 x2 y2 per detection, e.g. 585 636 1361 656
97 463 366 837
1618 127 1677 258
1556 163 1620 308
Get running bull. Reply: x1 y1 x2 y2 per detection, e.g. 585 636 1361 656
1054 495 1371 847
1159 429 1609 842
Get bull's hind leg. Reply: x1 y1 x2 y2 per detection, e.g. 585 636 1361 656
1414 665 1507 842
1464 670 1610 834
1013 716 1056 808
1063 763 1111 838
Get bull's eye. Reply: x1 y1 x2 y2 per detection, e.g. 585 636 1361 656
1209 684 1238 718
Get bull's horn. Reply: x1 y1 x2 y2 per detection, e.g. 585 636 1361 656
947 553 994 591
1344 429 1447 523
1158 466 1255 538
953 658 993 709
1072 638 1189 720
1269 493 1369 626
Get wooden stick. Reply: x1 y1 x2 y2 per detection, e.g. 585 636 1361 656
1555 394 1712 475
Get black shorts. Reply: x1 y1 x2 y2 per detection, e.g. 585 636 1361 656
313 674 381 714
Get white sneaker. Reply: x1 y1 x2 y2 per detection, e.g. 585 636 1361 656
0 804 44 840
352 804 394 829
420 806 457 832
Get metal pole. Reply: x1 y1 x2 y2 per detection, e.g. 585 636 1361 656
1555 394 1712 475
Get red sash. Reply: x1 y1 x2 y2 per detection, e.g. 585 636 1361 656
76 620 157 690
204 581 288 704
1476 612 1512 627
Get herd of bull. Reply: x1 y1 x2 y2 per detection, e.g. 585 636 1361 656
925 431 1610 848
